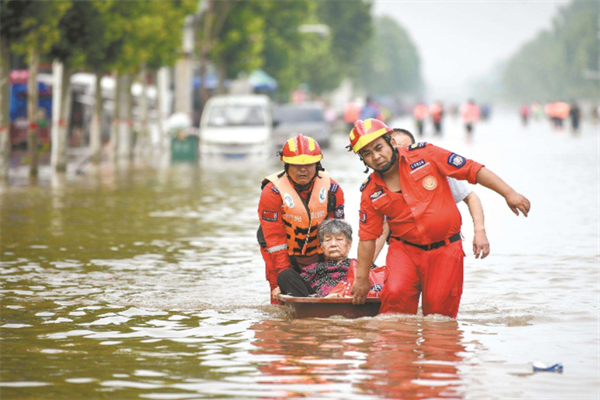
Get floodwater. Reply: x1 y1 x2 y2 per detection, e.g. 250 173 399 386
1 111 599 399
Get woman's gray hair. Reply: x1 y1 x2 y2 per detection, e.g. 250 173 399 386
318 219 353 243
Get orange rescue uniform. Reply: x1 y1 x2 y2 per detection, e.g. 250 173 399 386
258 171 345 303
359 142 484 317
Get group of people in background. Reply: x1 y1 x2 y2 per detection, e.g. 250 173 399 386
520 100 582 133
412 99 490 138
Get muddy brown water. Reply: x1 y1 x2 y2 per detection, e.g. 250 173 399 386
1 112 598 399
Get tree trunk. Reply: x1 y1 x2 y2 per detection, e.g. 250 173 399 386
51 61 71 172
198 1 214 114
59 66 72 170
216 63 227 95
155 68 166 150
117 74 132 160
51 60 62 171
139 64 149 155
0 37 11 182
109 70 120 157
27 46 39 177
89 70 102 163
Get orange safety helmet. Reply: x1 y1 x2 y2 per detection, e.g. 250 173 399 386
349 118 393 153
280 134 323 165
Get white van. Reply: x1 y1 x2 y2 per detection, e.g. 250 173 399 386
199 94 273 160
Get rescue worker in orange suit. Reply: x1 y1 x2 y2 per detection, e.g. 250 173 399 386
413 102 428 137
461 99 480 137
429 101 444 136
258 134 345 304
348 119 530 318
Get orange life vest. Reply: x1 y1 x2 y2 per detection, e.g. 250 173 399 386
264 171 331 257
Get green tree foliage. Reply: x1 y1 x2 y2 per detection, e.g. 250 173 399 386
502 1 599 101
211 1 265 82
4 0 70 60
355 16 422 96
145 1 196 71
316 0 373 74
0 0 32 43
198 0 374 97
260 0 311 95
295 33 341 95
48 1 100 70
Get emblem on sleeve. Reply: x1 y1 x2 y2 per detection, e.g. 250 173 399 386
448 153 466 168
271 186 280 194
422 176 437 190
329 183 339 193
360 176 371 192
319 187 327 203
262 210 278 222
334 205 345 219
409 142 427 151
283 193 295 208
359 210 367 223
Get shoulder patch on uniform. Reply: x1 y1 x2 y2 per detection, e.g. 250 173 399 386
271 186 279 194
448 153 466 168
359 176 371 192
359 210 367 223
408 142 427 151
329 183 339 193
410 159 426 170
334 205 344 219
262 210 278 222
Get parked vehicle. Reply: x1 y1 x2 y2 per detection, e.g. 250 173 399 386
272 103 331 149
199 95 272 160
9 70 52 147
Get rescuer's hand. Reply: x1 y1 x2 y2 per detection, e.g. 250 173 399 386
271 286 281 299
473 229 490 259
505 191 531 217
351 276 370 305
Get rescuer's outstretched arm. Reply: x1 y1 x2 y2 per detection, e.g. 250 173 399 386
476 167 531 217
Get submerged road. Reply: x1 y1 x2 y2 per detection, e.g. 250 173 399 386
1 110 598 399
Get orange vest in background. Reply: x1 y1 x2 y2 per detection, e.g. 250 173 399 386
555 102 570 119
461 103 480 123
413 104 428 120
264 171 331 257
344 103 360 123
429 103 443 122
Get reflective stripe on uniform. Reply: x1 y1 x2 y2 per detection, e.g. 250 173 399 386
267 244 288 253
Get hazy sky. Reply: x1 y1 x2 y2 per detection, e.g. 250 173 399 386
374 0 570 99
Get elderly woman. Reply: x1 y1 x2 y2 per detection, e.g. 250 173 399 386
273 219 383 298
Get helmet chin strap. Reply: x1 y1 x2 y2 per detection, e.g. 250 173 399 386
375 141 398 174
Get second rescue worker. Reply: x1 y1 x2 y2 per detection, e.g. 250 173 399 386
348 119 530 318
258 134 345 304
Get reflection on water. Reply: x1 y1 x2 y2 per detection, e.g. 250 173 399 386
252 316 469 399
1 113 599 399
